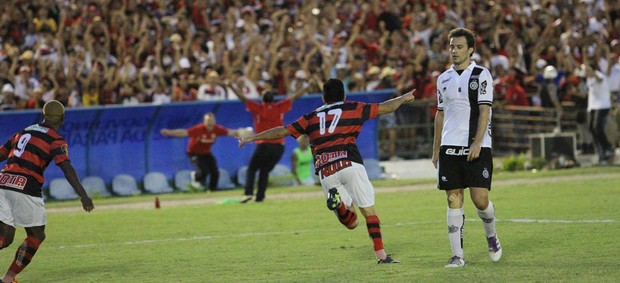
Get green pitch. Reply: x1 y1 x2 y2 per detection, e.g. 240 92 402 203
1 167 619 282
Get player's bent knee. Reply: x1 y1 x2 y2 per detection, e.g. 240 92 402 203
346 219 359 230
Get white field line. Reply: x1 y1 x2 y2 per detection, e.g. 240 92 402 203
49 218 617 250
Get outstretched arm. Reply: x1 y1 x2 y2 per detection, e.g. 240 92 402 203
227 128 241 138
238 126 290 148
58 161 94 212
378 89 416 115
160 128 189 137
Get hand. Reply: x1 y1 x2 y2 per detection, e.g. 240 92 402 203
403 89 416 103
237 136 251 148
467 141 482 161
81 196 95 212
160 129 169 136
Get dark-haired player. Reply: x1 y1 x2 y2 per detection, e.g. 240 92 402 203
432 27 502 268
238 78 414 264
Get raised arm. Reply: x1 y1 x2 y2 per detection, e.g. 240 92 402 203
58 161 94 212
160 128 189 137
289 85 308 102
238 126 291 148
377 89 416 115
227 80 248 103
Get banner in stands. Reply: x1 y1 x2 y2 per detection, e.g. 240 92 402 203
0 91 394 187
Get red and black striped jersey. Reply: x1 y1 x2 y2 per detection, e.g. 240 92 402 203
0 123 70 197
285 101 379 172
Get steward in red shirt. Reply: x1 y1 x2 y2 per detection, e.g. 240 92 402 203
229 84 306 203
160 113 239 191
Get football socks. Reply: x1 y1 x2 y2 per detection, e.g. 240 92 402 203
447 208 465 259
8 236 40 275
477 201 497 238
335 203 357 228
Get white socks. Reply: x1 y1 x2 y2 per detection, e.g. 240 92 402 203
447 208 465 258
477 201 497 238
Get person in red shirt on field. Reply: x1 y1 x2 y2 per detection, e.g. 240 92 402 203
238 78 415 264
0 100 94 283
229 84 307 203
160 113 239 191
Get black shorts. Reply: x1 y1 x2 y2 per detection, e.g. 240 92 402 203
437 146 493 191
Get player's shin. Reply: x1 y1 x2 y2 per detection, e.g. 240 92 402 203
8 236 41 276
365 215 387 259
337 208 358 229
447 208 465 258
477 201 497 237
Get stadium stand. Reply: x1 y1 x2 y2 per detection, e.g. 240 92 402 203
82 176 111 197
111 174 141 196
174 170 193 192
49 178 79 200
363 158 386 180
143 171 174 194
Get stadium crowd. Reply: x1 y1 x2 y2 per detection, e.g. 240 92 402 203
0 0 618 111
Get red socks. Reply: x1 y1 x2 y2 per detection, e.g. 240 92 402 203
9 236 41 275
365 215 384 251
335 203 357 228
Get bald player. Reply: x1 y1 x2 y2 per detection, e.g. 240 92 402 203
0 100 94 283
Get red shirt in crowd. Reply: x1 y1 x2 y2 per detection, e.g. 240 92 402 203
246 99 292 145
186 123 228 155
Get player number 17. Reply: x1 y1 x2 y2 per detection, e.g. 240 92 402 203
317 109 342 135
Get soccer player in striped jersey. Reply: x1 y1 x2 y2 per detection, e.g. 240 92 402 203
238 78 415 264
0 100 95 283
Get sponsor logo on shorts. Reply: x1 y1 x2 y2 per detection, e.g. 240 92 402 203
445 147 469 156
483 167 489 179
441 176 448 182
0 173 27 190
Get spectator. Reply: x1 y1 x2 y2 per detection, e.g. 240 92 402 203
0 84 17 111
562 65 594 153
290 135 315 186
196 71 227 101
584 56 613 165
12 65 39 107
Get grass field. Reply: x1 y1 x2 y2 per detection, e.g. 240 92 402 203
1 167 619 282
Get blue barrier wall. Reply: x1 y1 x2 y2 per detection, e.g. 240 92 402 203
0 90 394 187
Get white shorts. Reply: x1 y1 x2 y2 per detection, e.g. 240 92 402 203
0 190 46 227
319 162 375 208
